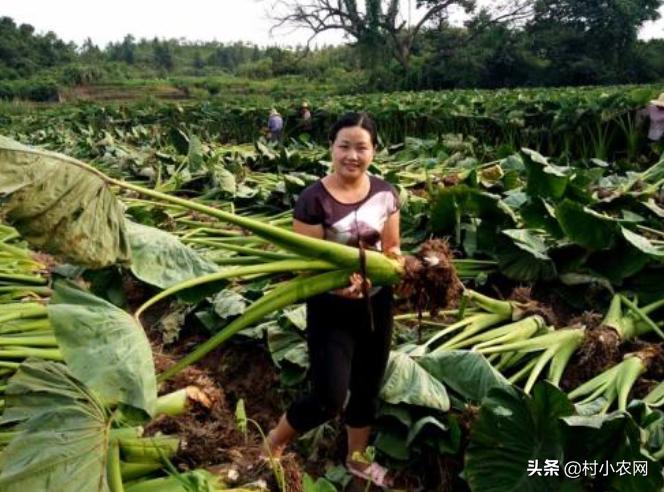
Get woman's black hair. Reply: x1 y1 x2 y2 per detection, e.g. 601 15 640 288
328 111 378 147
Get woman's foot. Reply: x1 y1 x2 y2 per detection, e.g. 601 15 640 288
346 459 394 488
260 414 297 462
261 430 286 461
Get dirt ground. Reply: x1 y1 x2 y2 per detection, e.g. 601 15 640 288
145 311 443 491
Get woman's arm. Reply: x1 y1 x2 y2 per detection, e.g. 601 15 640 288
293 219 324 239
381 210 401 256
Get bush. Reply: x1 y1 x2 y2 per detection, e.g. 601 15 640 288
203 78 222 96
17 79 60 102
59 64 105 86
237 58 274 79
0 82 16 100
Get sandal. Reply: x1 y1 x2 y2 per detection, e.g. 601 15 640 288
347 461 394 489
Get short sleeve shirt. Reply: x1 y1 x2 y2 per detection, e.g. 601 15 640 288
646 105 664 141
268 115 283 131
293 175 400 252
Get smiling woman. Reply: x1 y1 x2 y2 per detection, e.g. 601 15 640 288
264 111 401 488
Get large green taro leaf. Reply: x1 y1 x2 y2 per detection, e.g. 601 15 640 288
48 281 157 416
0 135 130 268
496 229 558 281
562 413 663 492
465 382 579 492
380 351 449 412
621 227 664 260
523 148 571 200
429 185 516 235
555 200 619 250
126 220 218 289
267 321 309 386
0 360 111 492
418 350 509 404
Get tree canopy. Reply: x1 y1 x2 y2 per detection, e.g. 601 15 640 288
0 3 662 100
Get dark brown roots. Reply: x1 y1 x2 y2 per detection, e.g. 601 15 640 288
508 286 559 326
561 327 622 391
396 239 463 317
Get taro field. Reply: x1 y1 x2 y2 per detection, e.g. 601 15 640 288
0 85 664 492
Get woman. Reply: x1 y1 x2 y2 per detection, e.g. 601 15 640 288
637 93 664 157
267 108 283 142
264 112 400 488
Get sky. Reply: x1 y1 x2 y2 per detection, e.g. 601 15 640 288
2 0 663 49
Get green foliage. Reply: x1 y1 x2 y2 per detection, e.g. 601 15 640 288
0 361 112 492
59 64 105 86
466 382 663 492
2 5 664 96
126 220 219 290
379 351 450 412
0 16 76 79
0 135 131 268
152 39 174 72
526 0 663 86
49 281 158 416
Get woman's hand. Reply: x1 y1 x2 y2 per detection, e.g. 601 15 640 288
384 246 405 268
333 272 372 299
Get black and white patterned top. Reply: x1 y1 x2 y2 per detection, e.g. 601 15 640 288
293 175 400 252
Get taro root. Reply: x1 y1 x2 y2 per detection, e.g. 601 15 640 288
396 239 463 317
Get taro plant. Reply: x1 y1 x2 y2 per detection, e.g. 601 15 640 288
0 136 471 383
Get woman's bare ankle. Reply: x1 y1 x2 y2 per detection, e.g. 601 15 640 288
264 430 286 459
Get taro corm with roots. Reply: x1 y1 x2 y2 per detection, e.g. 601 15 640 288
396 239 463 317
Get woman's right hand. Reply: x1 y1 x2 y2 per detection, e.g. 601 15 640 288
333 273 371 299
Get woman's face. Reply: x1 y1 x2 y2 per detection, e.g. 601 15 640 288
330 126 375 181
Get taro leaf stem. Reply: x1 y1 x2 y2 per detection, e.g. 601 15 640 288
135 259 336 319
158 269 351 381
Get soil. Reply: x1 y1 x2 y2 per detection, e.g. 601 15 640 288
396 239 463 317
144 305 454 492
507 285 591 328
508 286 560 326
560 327 622 391
148 337 306 490
58 84 189 102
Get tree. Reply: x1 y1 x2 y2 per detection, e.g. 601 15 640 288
266 0 533 70
108 34 136 65
525 0 663 84
152 39 174 72
0 17 76 78
80 37 102 62
192 51 206 70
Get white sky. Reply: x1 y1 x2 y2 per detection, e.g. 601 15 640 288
1 0 663 48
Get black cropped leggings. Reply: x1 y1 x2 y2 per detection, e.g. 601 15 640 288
286 286 393 431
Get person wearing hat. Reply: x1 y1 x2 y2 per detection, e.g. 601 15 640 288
299 101 312 132
267 108 284 142
639 93 664 144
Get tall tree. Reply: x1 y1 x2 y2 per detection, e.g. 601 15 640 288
526 0 663 83
80 37 102 62
0 16 75 78
192 51 206 70
108 34 136 65
152 39 174 71
267 0 532 70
